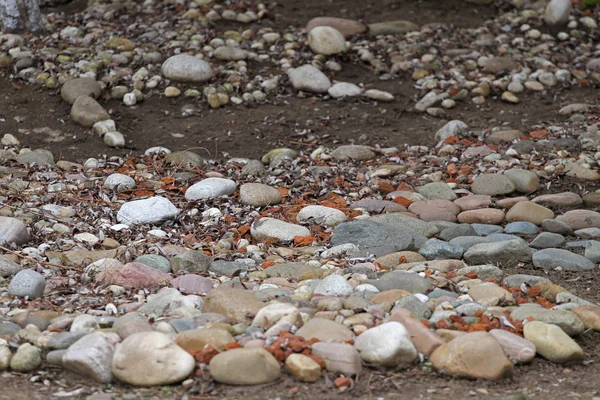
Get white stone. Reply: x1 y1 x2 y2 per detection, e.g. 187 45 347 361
327 82 362 99
313 274 354 297
104 131 125 147
184 178 237 201
354 322 418 366
117 197 180 225
544 0 571 25
296 205 347 226
307 26 347 55
435 120 469 142
0 216 29 246
123 93 137 106
104 173 137 191
161 54 213 83
364 89 394 102
251 217 311 243
70 315 100 334
63 332 120 383
288 65 331 94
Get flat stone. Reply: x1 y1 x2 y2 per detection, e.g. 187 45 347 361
213 46 247 61
137 288 202 316
454 195 492 211
161 54 213 83
240 183 282 207
511 306 584 336
416 182 457 201
471 174 515 196
61 78 102 105
306 17 366 37
439 225 477 241
456 265 503 281
63 332 120 383
524 321 583 364
350 199 407 214
311 342 362 375
165 151 204 169
504 169 539 193
296 317 354 342
71 96 110 127
505 202 554 225
331 145 376 161
117 197 179 225
532 192 583 208
202 288 265 324
171 251 212 274
134 254 171 273
184 178 236 201
331 220 422 255
96 262 171 289
463 239 532 267
565 162 600 180
328 82 362 98
17 149 54 166
288 65 331 94
556 210 600 230
354 321 417 366
251 218 310 243
175 328 234 352
367 271 432 294
313 274 354 297
504 222 538 235
457 209 505 225
296 205 347 226
418 238 463 260
392 295 431 320
307 26 347 55
532 248 595 271
530 232 566 249
572 306 600 331
541 219 573 235
368 20 419 35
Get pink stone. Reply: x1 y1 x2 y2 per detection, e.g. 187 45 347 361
495 196 529 209
408 200 460 215
454 195 492 211
531 192 583 208
461 145 493 159
556 209 600 230
457 209 505 224
390 308 445 356
489 329 536 364
171 274 213 294
415 211 457 222
96 262 171 289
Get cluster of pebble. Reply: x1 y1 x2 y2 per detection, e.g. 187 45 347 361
0 97 598 392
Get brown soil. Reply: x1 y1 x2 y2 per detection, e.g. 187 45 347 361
1 1 600 399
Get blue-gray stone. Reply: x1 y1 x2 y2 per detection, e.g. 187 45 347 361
209 260 249 276
532 248 595 271
134 254 172 273
575 228 600 239
584 241 600 263
530 232 566 249
503 274 551 288
471 224 504 236
456 302 487 317
418 238 463 259
463 239 532 267
456 265 503 281
504 221 538 235
47 331 87 350
8 269 45 298
565 240 592 249
0 321 20 335
427 288 458 299
392 295 431 319
438 224 477 241
367 271 432 294
449 236 489 252
541 219 573 235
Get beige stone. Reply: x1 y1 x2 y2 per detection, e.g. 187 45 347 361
376 252 425 269
202 288 265 324
390 309 444 356
505 202 554 225
523 321 584 364
311 342 362 375
285 353 322 382
457 209 505 225
175 328 234 352
296 317 353 342
468 284 514 305
209 348 281 385
489 329 536 364
572 306 600 331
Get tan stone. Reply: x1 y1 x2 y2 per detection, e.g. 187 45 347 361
489 329 536 364
393 259 466 273
430 331 513 380
534 282 568 302
285 353 322 382
468 284 514 305
572 306 600 331
370 289 411 311
496 196 529 209
296 317 353 342
175 328 234 352
311 342 362 375
376 252 425 269
202 288 265 324
523 321 584 364
209 348 281 385
435 329 466 342
457 209 505 225
390 309 444 356
505 202 554 225
454 195 492 211
306 17 366 38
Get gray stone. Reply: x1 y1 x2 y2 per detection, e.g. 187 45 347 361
63 332 120 383
369 213 438 237
544 0 571 25
171 251 212 274
456 265 503 281
138 288 203 316
8 269 45 298
296 205 347 226
504 222 538 235
47 331 87 350
134 254 171 273
16 149 55 166
439 224 477 241
455 302 487 317
532 248 595 271
511 306 583 336
117 197 179 225
331 220 420 255
104 131 125 148
161 55 213 83
392 295 431 319
10 344 40 372
448 236 489 252
209 260 248 276
471 223 504 236
504 169 539 193
165 151 204 169
185 178 236 201
214 46 247 61
331 145 376 161
427 288 458 299
288 65 331 94
71 96 110 127
241 160 266 176
416 182 457 201
104 173 136 192
0 254 22 277
471 174 515 196
367 20 419 35
584 241 600 263
368 271 432 294
418 239 463 259
264 263 319 279
530 232 566 249
46 350 66 365
503 274 550 288
434 120 469 142
463 239 532 267
251 218 310 243
240 183 282 207
314 274 354 297
0 321 20 335
261 148 298 164
61 78 102 105
328 82 362 99
541 219 573 235
575 228 600 239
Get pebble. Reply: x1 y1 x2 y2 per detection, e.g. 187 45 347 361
471 174 516 196
8 269 45 298
296 205 347 226
63 332 120 383
104 173 136 191
488 329 536 364
556 210 600 230
210 348 280 385
523 321 583 364
354 322 417 366
117 197 180 225
61 78 102 105
328 82 362 99
0 216 29 246
239 183 282 207
532 248 595 271
184 178 236 201
70 96 110 127
10 343 41 372
307 26 347 55
288 65 331 94
505 202 554 225
311 342 362 375
331 145 376 161
161 55 213 83
306 17 366 37
530 232 566 249
285 354 321 383
463 239 532 267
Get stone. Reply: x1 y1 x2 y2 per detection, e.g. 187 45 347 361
328 82 362 99
17 149 54 166
161 55 213 83
71 96 110 127
112 331 195 386
288 65 331 94
542 218 573 235
418 239 463 260
61 78 102 105
9 343 41 372
70 315 99 334
434 120 469 142
0 216 29 246
117 197 179 225
523 321 583 363
364 89 394 102
556 210 600 230
202 288 264 324
307 26 347 55
488 329 536 364
96 262 171 289
544 0 571 25
439 225 477 241
134 254 171 273
532 192 582 208
572 306 600 331
532 248 594 271
296 317 353 342
530 232 566 249
393 295 432 320
47 331 86 350
390 309 444 356
331 145 376 161
416 182 457 201
251 218 310 243
454 195 492 211
171 274 213 294
0 346 12 369
311 342 362 375
430 332 512 380
354 322 417 366
368 271 432 293
511 306 584 336
185 178 236 200
104 173 136 192
137 288 201 316
313 274 353 297
171 251 212 274
104 131 125 147
565 162 600 180
368 20 419 35
584 241 600 263
486 129 521 144
468 283 513 304
213 46 247 61
457 209 505 225
504 169 539 193
505 202 554 225
175 328 234 352
483 57 518 74
8 269 45 298
240 183 282 207
471 174 515 196
463 239 532 267
209 348 281 385
165 151 204 169
285 353 321 382
63 332 120 383
504 222 538 235
0 255 21 278
296 205 347 227
306 16 366 37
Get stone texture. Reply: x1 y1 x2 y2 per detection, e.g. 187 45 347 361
488 329 536 364
311 342 362 375
471 174 515 196
63 332 120 383
71 96 110 127
463 239 532 267
354 322 417 366
202 288 265 324
505 202 554 225
524 321 583 364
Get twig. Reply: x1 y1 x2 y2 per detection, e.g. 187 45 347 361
0 244 81 271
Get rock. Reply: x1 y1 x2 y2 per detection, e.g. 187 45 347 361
542 218 573 235
364 89 394 102
209 348 280 385
523 321 583 363
565 162 600 180
584 241 600 263
368 20 419 35
185 178 236 201
313 274 353 297
488 329 536 364
137 287 201 316
9 343 41 372
71 96 110 127
556 210 600 230
416 182 457 201
328 82 362 98
0 216 29 246
112 331 195 386
306 17 366 38
63 332 120 383
505 202 554 225
504 221 538 235
503 274 550 288
468 283 513 304
368 271 432 293
8 269 45 298
104 131 125 147
17 149 54 166
393 295 432 320
296 205 347 226
504 169 539 193
117 197 179 225
251 218 310 243
104 173 136 192
70 315 99 334
530 232 566 249
471 174 515 196
434 120 469 142
331 145 376 161
463 239 532 267
202 288 264 324
390 309 444 356
252 303 302 335
486 129 521 144
311 342 362 375
161 55 213 83
544 0 571 25
165 151 204 169
261 148 298 164
418 239 463 260
171 274 213 294
0 346 12 370
430 332 513 380
134 254 171 273
285 353 321 382
532 192 583 208
456 265 503 281
354 322 417 366
454 195 492 211
511 306 584 336
307 26 347 55
0 255 21 277
213 46 247 61
483 57 518 74
47 331 86 350
61 78 102 104
332 219 426 254
457 209 505 225
532 248 594 271
296 317 353 342
96 262 171 289
240 183 282 207
175 328 234 352
288 65 331 94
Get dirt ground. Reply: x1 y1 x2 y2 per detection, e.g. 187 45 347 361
1 0 600 399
